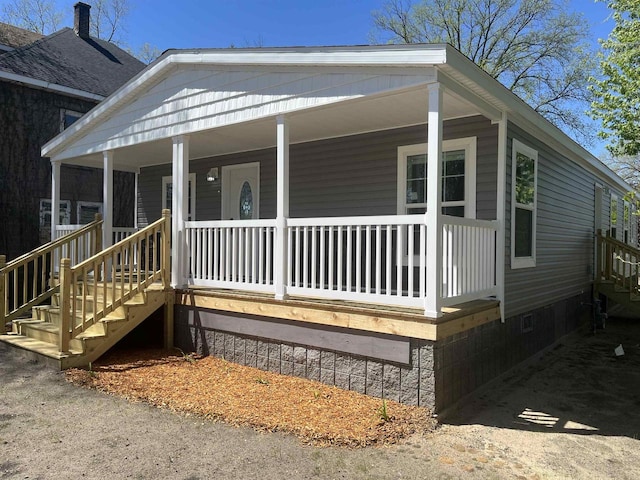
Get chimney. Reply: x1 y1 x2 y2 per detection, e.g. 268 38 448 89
74 2 91 39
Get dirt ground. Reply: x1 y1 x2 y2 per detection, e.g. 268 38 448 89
1 316 640 480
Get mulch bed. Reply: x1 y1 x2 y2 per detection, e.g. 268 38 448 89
65 349 437 447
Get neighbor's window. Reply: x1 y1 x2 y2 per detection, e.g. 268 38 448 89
511 139 537 269
77 201 103 224
39 199 71 226
162 173 196 221
59 109 84 132
397 137 477 218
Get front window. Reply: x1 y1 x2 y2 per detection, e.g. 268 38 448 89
162 173 196 220
610 194 618 240
511 139 538 269
398 137 477 218
624 200 630 244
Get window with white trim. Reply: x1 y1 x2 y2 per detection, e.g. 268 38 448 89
39 199 71 226
162 173 196 221
610 193 619 240
397 137 477 218
624 200 631 244
77 201 103 224
511 139 537 269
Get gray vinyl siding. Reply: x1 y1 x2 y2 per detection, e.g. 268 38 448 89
504 122 626 318
137 116 498 224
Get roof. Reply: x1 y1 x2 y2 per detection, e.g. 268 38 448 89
40 44 631 193
0 27 144 97
0 22 43 49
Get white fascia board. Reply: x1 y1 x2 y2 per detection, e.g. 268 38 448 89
42 45 448 159
442 46 635 194
0 70 104 101
169 44 448 67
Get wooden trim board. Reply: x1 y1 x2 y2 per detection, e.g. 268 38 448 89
175 289 501 341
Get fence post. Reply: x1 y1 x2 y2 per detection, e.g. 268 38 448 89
59 258 71 354
0 255 6 334
93 213 103 256
161 209 171 289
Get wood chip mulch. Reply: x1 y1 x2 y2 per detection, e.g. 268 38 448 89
65 349 437 447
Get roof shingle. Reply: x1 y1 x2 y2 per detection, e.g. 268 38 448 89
0 22 43 49
0 27 145 97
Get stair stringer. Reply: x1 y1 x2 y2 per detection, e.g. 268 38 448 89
61 288 167 369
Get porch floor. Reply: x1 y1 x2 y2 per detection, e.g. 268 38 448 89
177 287 501 341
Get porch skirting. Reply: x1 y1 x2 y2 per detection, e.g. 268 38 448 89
173 291 590 413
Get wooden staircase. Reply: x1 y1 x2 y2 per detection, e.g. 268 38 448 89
1 211 172 369
595 231 640 317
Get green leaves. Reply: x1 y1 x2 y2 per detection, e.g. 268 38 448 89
590 0 640 157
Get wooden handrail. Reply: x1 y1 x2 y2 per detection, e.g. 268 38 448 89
596 230 640 301
1 215 103 326
1 215 103 271
58 210 171 352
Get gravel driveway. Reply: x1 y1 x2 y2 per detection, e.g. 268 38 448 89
2 316 640 479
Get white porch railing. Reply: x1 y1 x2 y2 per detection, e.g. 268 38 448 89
185 220 277 293
54 225 139 267
287 215 427 307
185 215 498 314
441 216 498 306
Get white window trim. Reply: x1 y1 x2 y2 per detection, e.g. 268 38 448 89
162 173 196 221
610 193 619 241
40 199 71 226
396 136 477 218
623 199 631 244
510 139 538 269
77 201 103 224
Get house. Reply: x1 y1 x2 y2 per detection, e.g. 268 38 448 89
1 43 637 413
0 2 145 261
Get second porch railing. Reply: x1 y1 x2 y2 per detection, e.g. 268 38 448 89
186 215 498 312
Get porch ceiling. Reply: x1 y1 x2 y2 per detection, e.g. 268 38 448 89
64 85 482 171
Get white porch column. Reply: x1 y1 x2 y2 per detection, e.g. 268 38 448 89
134 169 139 228
103 151 114 249
425 83 443 317
171 135 189 288
274 115 290 300
50 160 61 242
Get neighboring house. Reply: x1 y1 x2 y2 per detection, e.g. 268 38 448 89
4 44 637 413
0 2 145 260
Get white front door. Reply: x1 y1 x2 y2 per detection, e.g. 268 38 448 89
222 162 260 220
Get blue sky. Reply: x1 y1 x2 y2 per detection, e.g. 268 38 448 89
44 0 614 52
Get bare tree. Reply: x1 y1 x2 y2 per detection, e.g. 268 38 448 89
130 42 162 64
90 0 129 45
1 0 63 34
371 0 597 143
